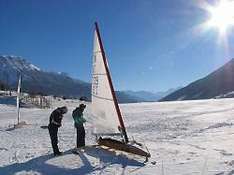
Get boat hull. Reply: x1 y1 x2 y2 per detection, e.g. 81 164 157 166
97 137 151 158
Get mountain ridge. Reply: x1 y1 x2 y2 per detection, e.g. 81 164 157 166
125 87 182 101
160 58 234 101
0 56 152 103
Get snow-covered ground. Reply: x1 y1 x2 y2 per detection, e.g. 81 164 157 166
1 98 234 174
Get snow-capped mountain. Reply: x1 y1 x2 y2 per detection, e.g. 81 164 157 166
0 55 40 72
0 55 42 84
161 58 234 101
0 56 141 102
0 55 90 98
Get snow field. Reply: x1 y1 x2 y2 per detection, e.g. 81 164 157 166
0 98 234 174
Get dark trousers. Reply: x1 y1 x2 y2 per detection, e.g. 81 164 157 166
76 125 85 148
48 124 60 154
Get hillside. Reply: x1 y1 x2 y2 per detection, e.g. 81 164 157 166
161 58 234 101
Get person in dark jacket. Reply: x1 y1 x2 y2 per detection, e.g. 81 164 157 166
48 106 68 156
72 104 86 148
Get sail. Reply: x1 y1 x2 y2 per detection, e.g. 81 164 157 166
17 74 21 124
91 28 121 135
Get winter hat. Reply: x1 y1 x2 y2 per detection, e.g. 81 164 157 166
79 96 87 101
60 106 68 114
79 103 86 109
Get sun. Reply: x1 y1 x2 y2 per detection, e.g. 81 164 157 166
206 0 234 34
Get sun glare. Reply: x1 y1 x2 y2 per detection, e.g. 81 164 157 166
206 0 234 34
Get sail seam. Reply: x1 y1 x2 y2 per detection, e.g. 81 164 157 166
93 51 102 54
92 73 107 76
92 94 114 101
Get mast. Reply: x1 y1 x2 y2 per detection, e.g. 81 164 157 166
94 22 129 143
17 74 21 124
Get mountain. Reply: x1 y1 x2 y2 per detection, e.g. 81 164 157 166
160 58 234 101
115 91 141 103
0 55 139 103
124 91 161 102
124 87 182 102
0 80 7 90
0 55 90 98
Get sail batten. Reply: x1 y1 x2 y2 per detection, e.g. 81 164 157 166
92 73 107 76
92 94 114 101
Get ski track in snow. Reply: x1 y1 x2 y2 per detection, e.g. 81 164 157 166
1 98 234 174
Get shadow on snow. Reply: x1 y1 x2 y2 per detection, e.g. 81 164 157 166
0 147 145 175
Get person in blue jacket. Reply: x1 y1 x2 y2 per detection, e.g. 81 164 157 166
72 104 86 148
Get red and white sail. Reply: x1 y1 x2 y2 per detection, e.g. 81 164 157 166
91 24 125 136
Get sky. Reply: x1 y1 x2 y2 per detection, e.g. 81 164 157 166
0 0 234 92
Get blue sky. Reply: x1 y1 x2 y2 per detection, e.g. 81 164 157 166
1 0 234 92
